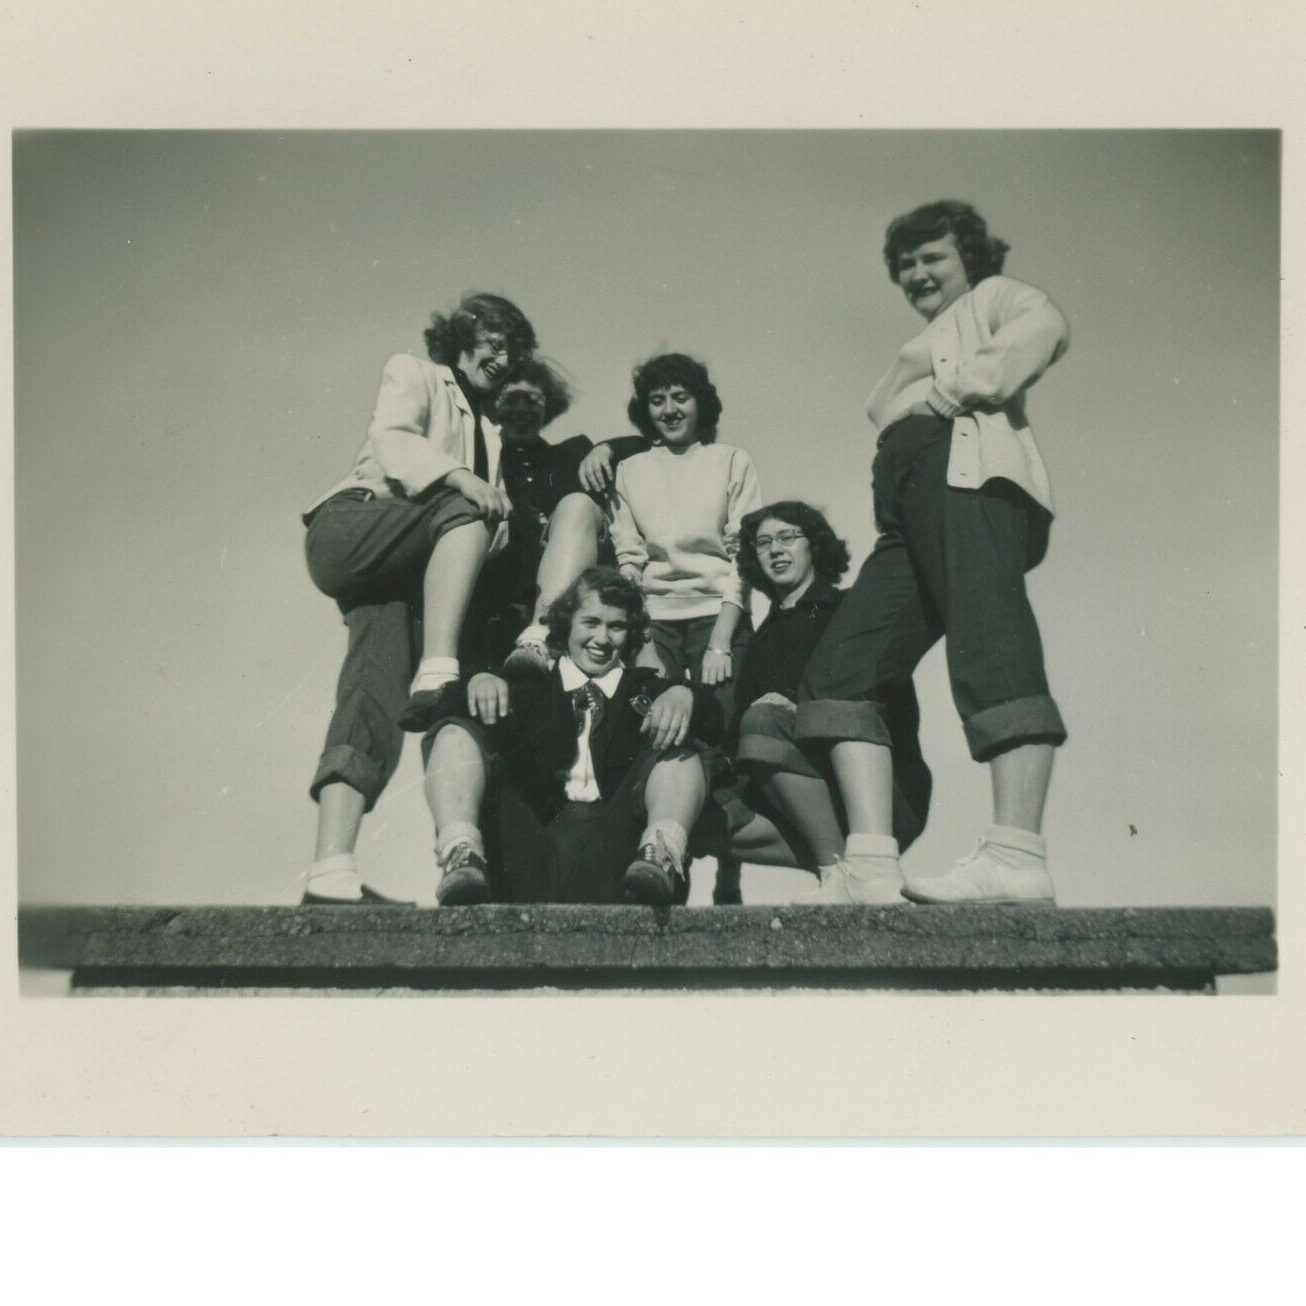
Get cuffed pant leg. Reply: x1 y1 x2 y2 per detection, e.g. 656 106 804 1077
309 598 418 811
938 481 1067 760
795 535 939 746
736 701 823 780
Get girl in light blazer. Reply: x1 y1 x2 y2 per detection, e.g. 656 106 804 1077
796 200 1070 907
300 292 533 904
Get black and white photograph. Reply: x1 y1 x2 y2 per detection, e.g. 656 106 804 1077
2 2 1304 1163
13 127 1280 999
3 6 1305 1302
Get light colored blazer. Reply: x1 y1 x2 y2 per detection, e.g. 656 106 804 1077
866 275 1069 515
304 353 504 519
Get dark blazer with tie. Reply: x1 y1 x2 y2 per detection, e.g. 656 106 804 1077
428 665 723 825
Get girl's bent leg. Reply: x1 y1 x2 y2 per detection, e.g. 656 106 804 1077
533 493 603 620
761 771 844 867
421 519 494 662
401 521 494 730
423 721 492 905
506 494 605 675
624 751 707 905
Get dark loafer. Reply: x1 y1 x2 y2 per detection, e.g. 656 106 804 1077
300 883 414 906
397 682 457 733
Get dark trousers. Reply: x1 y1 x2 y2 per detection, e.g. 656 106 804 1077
306 488 484 809
484 753 673 904
797 415 1066 762
648 612 753 732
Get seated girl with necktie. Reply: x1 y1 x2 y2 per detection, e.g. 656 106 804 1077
419 568 723 905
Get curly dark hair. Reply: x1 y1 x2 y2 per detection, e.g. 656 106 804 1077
423 292 537 368
544 567 650 662
488 357 573 425
626 352 722 444
737 501 851 601
883 201 1010 287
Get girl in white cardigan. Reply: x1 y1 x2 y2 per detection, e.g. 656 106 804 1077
796 201 1070 907
610 353 763 724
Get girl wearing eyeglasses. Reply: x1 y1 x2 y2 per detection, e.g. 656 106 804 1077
722 502 932 900
299 292 535 904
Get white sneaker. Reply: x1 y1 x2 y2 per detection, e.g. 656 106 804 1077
795 857 908 906
905 827 1055 905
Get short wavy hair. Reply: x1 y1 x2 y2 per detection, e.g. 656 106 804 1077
626 352 723 445
424 292 537 368
737 501 851 601
883 201 1010 287
489 357 573 425
544 567 650 663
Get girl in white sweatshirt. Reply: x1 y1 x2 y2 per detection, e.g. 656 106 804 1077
610 352 762 723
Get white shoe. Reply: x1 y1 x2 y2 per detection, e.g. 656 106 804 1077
795 857 908 906
904 827 1055 905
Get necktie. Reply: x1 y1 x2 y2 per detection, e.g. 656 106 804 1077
472 407 488 481
571 681 606 734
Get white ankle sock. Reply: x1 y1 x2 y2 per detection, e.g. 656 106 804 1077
438 822 484 861
844 832 900 860
411 656 460 694
307 853 362 900
641 819 688 870
515 623 549 648
982 824 1047 859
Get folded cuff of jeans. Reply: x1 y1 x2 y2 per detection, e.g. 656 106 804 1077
794 698 891 746
963 695 1067 762
736 733 821 779
310 745 386 812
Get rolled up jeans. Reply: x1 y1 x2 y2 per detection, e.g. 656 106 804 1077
797 415 1066 762
305 486 484 809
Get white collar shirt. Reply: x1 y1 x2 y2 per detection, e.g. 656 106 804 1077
558 657 624 803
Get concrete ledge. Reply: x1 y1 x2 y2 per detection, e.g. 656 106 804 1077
18 904 1277 992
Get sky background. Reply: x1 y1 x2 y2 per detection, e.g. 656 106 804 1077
13 129 1279 908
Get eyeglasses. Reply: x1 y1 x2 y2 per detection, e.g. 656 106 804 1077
478 334 513 359
753 529 806 551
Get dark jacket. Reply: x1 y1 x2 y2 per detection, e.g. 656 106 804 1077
732 579 845 728
429 664 723 824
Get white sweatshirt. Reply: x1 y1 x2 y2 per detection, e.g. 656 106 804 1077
611 441 762 620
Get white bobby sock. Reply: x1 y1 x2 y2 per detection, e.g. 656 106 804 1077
437 821 484 862
411 656 460 695
983 824 1047 861
846 835 898 867
641 819 689 871
515 623 549 648
307 852 362 900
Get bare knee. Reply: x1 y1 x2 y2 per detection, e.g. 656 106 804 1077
549 492 604 534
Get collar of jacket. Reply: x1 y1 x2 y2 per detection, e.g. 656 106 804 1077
773 577 841 614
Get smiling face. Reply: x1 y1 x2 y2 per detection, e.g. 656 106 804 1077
894 232 972 321
566 589 630 676
753 515 815 601
455 329 513 394
494 380 547 444
646 383 699 446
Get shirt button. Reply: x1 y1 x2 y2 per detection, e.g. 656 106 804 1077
353 469 365 478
